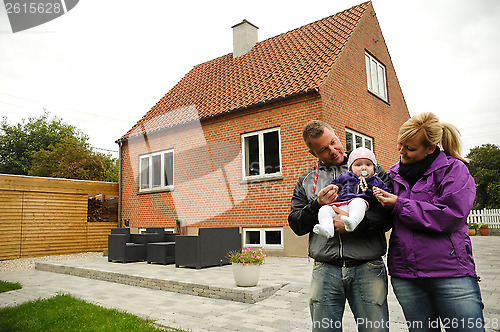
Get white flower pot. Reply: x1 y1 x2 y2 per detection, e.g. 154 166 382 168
231 263 260 287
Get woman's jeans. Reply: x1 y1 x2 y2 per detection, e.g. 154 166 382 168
392 276 485 332
309 259 389 331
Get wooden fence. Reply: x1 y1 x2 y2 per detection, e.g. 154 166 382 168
468 209 500 229
0 174 118 260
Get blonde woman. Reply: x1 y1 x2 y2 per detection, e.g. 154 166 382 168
374 112 484 331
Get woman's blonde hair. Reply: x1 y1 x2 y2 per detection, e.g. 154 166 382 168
398 112 466 163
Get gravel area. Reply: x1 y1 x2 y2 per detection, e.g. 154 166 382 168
0 251 104 272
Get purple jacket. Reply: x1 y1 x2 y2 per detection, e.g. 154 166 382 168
388 151 477 278
332 171 390 206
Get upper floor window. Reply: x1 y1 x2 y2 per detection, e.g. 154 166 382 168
241 128 281 180
345 129 373 152
139 149 174 192
365 52 387 102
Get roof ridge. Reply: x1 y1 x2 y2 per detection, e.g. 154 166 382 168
192 1 369 67
256 1 370 46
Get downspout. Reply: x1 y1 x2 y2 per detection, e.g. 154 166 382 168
118 140 123 228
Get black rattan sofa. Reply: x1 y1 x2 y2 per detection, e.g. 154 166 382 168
175 227 241 269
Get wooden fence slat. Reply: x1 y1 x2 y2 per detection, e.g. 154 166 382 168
0 191 22 260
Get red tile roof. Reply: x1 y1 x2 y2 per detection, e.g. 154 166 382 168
121 2 369 140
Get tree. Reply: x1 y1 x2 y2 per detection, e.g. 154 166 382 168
29 137 118 182
0 111 118 182
466 144 500 209
0 111 85 175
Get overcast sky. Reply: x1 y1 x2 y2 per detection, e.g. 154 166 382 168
1 0 499 159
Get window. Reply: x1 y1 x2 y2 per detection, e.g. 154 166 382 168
345 129 373 152
365 52 387 101
241 128 281 180
139 149 174 192
243 227 283 249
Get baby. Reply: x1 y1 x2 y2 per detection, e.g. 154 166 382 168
313 147 390 238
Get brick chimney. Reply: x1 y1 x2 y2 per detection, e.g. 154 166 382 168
232 19 258 58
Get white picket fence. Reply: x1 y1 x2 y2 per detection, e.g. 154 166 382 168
467 209 500 229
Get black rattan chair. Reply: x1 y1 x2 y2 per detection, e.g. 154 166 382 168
107 228 147 263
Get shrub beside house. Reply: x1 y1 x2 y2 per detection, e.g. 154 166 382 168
117 1 410 256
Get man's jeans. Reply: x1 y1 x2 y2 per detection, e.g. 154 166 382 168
309 259 389 331
392 276 485 332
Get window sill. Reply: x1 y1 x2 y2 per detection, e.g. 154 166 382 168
137 187 174 195
367 90 390 105
245 245 284 250
240 174 283 184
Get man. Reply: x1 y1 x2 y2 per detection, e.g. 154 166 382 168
288 120 392 332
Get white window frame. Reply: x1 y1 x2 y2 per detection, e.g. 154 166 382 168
139 149 174 192
241 127 282 181
345 129 374 152
242 227 284 250
365 52 388 102
139 227 175 234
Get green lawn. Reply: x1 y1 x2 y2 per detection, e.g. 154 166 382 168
0 280 22 293
0 293 187 331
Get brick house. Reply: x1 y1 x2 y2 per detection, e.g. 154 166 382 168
116 1 410 256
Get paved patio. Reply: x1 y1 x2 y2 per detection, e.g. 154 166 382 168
0 236 499 331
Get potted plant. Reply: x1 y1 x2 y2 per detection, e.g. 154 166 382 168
479 223 489 236
227 248 266 287
467 223 478 236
